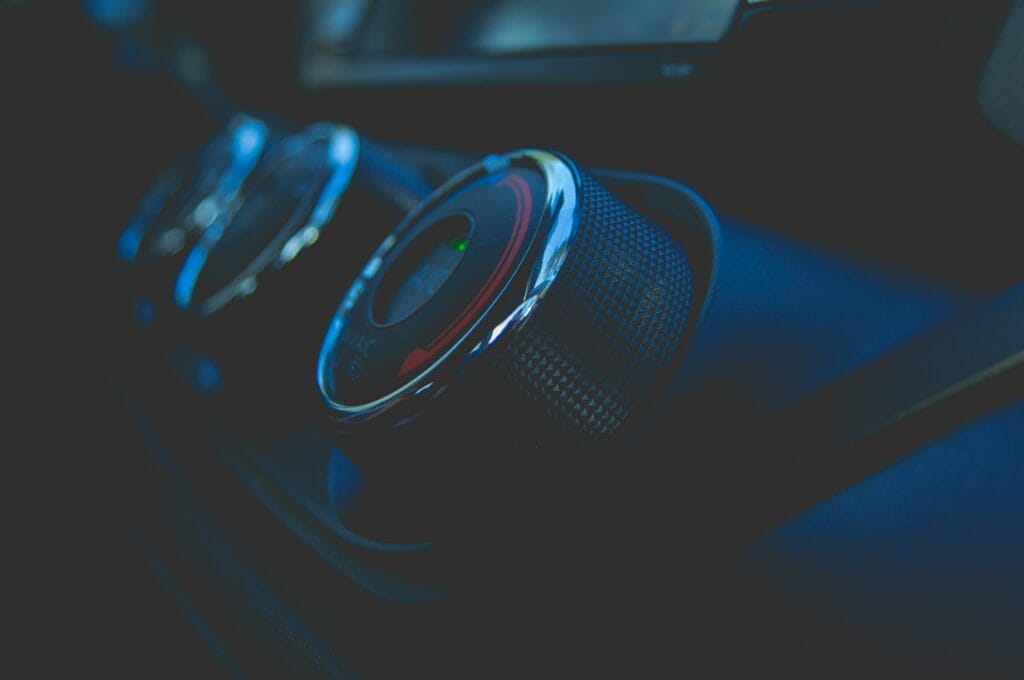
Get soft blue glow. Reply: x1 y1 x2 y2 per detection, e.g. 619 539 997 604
329 132 357 165
235 122 262 157
309 127 360 227
216 116 268 202
117 220 144 261
193 357 223 394
133 299 156 326
84 0 150 28
173 238 211 309
327 448 364 511
310 168 350 226
279 126 359 271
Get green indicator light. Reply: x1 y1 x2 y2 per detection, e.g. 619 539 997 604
447 235 469 252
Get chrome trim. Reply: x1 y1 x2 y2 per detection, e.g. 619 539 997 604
317 149 581 426
117 114 268 263
174 124 360 316
116 167 183 262
196 115 268 229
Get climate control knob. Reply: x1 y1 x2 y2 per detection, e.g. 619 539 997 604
317 149 695 465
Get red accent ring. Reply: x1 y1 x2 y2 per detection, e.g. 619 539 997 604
397 173 533 379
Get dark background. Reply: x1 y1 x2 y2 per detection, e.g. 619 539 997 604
5 3 230 672
5 0 1021 673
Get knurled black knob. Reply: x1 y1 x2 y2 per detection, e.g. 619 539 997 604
317 149 695 461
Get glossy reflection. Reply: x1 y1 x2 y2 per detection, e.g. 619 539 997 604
173 124 358 316
118 114 268 265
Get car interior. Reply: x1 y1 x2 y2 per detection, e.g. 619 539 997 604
8 0 1023 675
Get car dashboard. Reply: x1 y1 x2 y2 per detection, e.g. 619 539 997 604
8 0 1024 676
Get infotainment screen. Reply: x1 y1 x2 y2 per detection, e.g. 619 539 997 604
461 0 741 53
300 0 743 86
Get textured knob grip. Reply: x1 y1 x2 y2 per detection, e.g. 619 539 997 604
318 150 696 460
480 171 694 445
